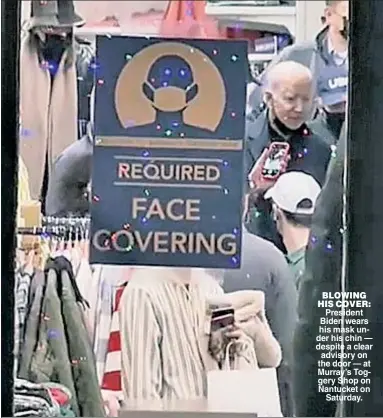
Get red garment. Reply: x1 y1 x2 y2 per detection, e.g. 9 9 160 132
101 279 129 392
160 0 221 39
49 387 70 406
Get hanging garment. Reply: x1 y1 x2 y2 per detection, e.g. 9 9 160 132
19 257 105 417
19 31 77 200
50 256 104 417
18 270 46 380
74 257 95 337
92 266 114 384
92 266 131 385
101 281 129 394
82 264 103 346
16 156 31 248
14 268 33 376
18 157 32 204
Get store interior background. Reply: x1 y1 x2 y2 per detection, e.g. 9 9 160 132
4 1 383 417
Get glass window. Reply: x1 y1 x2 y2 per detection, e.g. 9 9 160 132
8 1 380 418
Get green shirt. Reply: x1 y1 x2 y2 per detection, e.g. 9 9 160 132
286 247 306 290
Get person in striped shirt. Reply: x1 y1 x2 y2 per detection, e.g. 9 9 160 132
120 266 281 406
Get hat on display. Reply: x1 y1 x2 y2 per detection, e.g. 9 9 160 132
317 65 348 106
264 171 322 215
29 0 84 29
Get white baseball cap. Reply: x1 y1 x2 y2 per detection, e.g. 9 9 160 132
264 171 321 215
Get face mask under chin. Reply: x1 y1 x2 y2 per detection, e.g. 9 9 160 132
340 17 349 40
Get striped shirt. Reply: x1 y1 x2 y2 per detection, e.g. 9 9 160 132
120 268 223 402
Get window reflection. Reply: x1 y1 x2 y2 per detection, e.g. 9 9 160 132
14 1 351 418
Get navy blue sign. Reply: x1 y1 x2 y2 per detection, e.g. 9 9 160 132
90 36 247 268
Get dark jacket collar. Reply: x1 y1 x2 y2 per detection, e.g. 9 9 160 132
246 109 310 143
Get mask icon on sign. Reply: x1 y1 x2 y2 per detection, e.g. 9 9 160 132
143 55 199 113
124 55 214 136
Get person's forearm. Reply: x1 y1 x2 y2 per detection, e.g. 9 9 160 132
255 325 282 367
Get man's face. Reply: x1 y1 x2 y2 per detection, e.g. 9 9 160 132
325 1 349 33
268 76 314 130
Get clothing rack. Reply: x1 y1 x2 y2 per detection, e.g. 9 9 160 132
17 226 61 236
42 215 91 229
17 216 91 237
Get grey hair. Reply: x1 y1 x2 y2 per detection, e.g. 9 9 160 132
264 61 313 94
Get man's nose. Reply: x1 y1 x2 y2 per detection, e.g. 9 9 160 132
293 100 304 113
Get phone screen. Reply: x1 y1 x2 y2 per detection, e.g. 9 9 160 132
262 144 289 178
211 308 234 320
211 308 235 332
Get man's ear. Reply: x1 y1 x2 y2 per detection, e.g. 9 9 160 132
142 82 154 102
263 91 273 106
273 206 282 223
186 83 199 103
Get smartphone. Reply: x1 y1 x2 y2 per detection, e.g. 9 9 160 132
262 142 290 180
210 307 235 332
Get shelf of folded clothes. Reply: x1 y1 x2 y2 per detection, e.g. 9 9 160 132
14 379 75 417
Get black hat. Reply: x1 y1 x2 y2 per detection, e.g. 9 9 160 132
29 0 84 29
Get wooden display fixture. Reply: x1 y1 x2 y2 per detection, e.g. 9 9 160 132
19 200 42 250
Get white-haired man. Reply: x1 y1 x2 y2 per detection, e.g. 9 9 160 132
244 61 330 252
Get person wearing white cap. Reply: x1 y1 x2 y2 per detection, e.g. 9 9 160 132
265 171 322 289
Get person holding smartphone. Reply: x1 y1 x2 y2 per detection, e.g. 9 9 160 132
208 293 281 370
119 267 280 408
244 60 331 252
